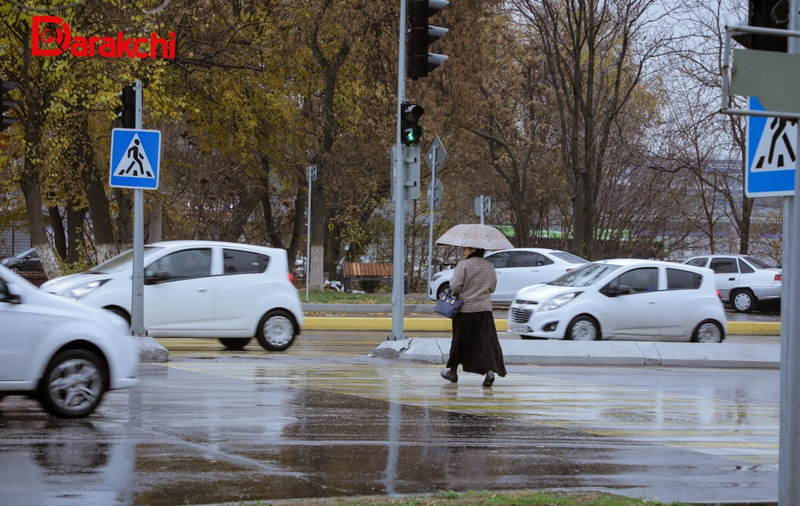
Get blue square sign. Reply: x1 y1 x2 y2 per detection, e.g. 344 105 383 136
746 97 796 197
109 128 161 190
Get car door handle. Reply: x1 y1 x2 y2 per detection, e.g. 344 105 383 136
728 277 735 281
198 288 208 293
648 300 656 304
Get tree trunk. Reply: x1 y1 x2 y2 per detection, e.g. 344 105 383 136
148 200 163 243
66 204 86 264
49 206 67 261
309 171 325 290
739 196 753 255
113 188 133 247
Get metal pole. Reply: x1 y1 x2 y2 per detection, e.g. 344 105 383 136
480 195 485 225
131 80 145 337
780 2 800 502
306 167 312 303
427 146 437 291
390 0 407 340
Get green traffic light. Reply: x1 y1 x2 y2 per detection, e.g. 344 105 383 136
405 125 424 143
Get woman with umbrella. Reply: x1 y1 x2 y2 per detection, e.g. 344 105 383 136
436 224 509 386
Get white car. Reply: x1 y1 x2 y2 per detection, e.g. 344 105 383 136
507 259 727 342
41 241 303 351
684 254 781 313
428 248 588 303
0 265 138 418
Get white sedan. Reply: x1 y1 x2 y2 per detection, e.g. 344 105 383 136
428 248 588 303
0 265 138 418
685 254 781 313
41 241 303 351
507 259 727 342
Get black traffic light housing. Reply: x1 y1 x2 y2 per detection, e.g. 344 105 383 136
407 0 449 80
401 102 425 144
117 84 135 128
1 80 19 132
734 0 788 52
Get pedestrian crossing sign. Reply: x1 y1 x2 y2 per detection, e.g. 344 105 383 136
746 97 796 197
109 128 161 190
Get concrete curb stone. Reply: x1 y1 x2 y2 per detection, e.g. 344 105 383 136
136 336 169 363
370 338 780 369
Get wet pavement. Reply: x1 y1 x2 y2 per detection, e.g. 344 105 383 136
0 332 779 505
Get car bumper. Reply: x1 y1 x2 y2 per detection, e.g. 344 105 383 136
752 285 781 301
507 304 570 339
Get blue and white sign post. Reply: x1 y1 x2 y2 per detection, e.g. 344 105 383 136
110 128 161 190
746 97 796 197
109 80 162 340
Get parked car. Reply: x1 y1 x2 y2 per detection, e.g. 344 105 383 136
428 248 588 303
684 254 781 313
1 247 42 273
507 259 726 343
40 241 303 351
0 265 138 418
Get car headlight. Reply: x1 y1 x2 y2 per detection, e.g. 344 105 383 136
66 280 109 299
540 292 582 311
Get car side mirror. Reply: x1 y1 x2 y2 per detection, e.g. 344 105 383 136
602 284 629 297
144 269 169 285
0 283 22 304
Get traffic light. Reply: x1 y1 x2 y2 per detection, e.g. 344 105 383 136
401 102 425 144
117 84 135 128
734 0 787 52
407 0 449 80
1 80 19 132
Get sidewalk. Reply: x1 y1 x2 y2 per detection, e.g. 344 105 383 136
370 338 781 369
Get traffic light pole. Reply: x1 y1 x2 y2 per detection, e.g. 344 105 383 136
390 0 408 341
131 80 145 338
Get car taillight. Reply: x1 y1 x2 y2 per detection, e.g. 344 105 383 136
775 274 782 282
717 289 723 300
288 273 296 285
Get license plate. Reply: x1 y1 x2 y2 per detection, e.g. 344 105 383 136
508 323 527 333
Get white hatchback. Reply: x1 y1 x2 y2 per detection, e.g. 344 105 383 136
0 265 138 418
428 248 588 303
41 241 303 351
507 259 727 342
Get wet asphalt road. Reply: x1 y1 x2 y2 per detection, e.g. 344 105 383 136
0 332 779 505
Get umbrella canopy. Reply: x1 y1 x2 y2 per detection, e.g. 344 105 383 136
435 224 514 251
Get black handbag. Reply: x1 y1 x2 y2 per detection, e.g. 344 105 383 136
434 289 462 319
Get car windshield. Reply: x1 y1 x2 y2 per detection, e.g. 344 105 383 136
548 262 621 287
11 247 36 259
550 251 588 264
88 246 165 274
744 256 775 269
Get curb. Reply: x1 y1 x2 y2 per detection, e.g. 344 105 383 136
370 338 781 369
136 336 169 363
302 317 781 335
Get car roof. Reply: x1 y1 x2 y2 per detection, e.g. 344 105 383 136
597 258 708 271
150 240 284 254
488 248 571 255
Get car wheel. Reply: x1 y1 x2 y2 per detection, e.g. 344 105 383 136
693 319 724 343
731 289 756 313
436 282 450 299
565 315 600 341
37 349 107 418
256 310 296 351
218 338 252 351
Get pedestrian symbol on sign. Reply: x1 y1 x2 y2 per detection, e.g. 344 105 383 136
752 117 798 172
113 133 154 178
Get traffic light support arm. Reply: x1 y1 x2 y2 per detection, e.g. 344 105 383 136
721 24 800 120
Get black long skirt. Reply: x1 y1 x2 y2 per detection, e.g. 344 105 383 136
447 311 507 376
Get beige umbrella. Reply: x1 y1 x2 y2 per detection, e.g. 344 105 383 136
435 224 513 250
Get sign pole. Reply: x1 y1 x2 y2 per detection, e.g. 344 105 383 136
390 0 408 341
427 145 437 290
780 3 800 502
131 80 145 337
306 165 316 302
